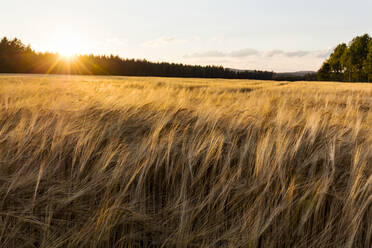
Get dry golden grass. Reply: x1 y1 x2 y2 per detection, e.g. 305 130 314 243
0 74 371 247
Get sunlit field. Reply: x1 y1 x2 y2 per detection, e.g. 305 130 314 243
0 74 371 247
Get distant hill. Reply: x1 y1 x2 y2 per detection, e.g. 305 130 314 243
228 68 318 81
277 71 316 76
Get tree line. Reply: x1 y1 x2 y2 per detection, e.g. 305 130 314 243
0 37 273 79
318 34 372 82
0 37 317 81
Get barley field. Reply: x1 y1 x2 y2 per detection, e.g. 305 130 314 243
0 74 371 248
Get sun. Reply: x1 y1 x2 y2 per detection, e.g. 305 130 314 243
59 54 76 62
49 32 85 58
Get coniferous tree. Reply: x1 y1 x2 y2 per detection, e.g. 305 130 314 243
0 36 316 81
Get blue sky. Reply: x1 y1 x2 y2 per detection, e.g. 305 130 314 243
1 0 371 72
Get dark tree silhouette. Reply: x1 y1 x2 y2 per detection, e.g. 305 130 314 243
0 37 316 81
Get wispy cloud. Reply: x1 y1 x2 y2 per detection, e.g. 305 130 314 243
184 48 259 58
314 49 332 59
284 50 310 57
229 48 259 57
186 48 332 59
142 36 186 47
182 47 333 72
104 37 127 47
184 50 226 58
264 50 284 57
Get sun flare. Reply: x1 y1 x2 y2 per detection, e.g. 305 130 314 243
50 32 85 57
59 54 76 62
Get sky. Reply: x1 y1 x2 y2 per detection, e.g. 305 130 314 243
1 0 371 72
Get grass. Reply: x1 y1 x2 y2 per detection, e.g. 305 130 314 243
0 74 371 247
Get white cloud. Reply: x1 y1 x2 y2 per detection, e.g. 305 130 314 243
105 37 127 47
185 48 332 59
185 48 259 58
284 50 310 57
264 50 310 58
314 49 332 59
229 48 259 57
264 50 284 57
142 36 186 47
264 49 332 59
184 50 227 58
182 48 333 72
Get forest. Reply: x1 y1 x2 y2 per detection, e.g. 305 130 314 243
0 37 316 81
318 34 372 82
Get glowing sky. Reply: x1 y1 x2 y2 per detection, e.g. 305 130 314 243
1 0 371 72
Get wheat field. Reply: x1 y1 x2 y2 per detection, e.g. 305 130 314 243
0 74 371 247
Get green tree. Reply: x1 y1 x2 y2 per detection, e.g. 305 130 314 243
328 43 347 81
348 34 371 81
318 62 331 81
340 48 353 81
364 40 372 82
